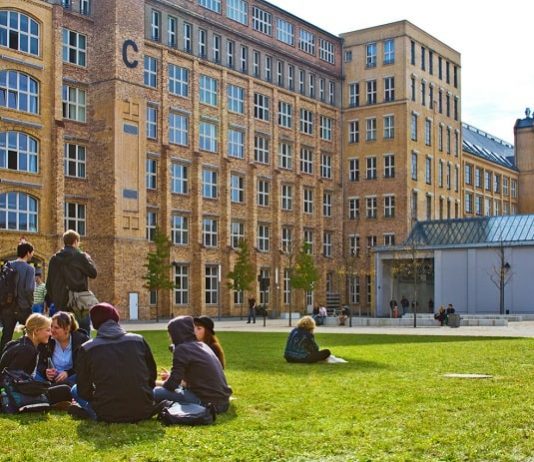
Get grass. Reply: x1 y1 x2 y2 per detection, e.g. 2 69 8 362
0 331 533 461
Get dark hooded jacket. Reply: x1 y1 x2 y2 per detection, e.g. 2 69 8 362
75 320 157 423
164 316 232 407
46 246 97 309
0 336 38 374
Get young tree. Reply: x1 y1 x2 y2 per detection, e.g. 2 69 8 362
489 241 513 315
289 242 319 326
227 239 256 319
143 227 175 322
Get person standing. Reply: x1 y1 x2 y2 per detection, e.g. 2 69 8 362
31 269 47 314
46 230 97 333
246 297 256 324
0 240 35 353
400 296 410 316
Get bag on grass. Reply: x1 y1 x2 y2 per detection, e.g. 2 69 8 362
158 402 216 426
1 369 50 413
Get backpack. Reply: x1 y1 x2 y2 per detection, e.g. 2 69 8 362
1 369 50 413
0 262 18 309
158 402 216 426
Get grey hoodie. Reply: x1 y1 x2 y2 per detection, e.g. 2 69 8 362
164 316 232 406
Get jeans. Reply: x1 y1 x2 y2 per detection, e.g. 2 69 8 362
71 384 97 420
35 371 77 387
285 349 331 364
153 386 229 414
247 308 256 323
32 303 45 314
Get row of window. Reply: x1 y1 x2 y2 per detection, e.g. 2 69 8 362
344 39 395 67
410 40 459 89
347 195 396 220
410 76 459 120
411 191 460 221
347 234 396 256
465 193 517 216
464 164 518 198
151 3 336 63
411 152 460 191
347 77 396 107
347 116 395 143
410 114 460 155
61 0 91 16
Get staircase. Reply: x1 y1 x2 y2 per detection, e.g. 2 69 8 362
326 292 341 316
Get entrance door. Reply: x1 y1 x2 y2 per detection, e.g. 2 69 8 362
128 292 139 320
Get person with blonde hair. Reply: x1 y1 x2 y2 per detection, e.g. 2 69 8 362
284 315 331 363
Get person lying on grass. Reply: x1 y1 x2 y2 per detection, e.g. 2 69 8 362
284 315 331 363
154 316 232 414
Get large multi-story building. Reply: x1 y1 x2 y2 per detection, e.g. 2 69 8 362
0 1 528 319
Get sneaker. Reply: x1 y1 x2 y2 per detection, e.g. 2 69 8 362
68 404 90 420
151 399 173 417
51 400 73 412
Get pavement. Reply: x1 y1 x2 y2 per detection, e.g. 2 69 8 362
122 317 534 338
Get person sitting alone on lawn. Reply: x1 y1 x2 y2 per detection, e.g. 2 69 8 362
194 315 226 368
284 315 331 363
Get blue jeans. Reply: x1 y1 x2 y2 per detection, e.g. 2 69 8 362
34 371 77 387
71 384 97 420
32 303 45 314
153 386 230 413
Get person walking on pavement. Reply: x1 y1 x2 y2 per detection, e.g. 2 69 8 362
247 297 256 324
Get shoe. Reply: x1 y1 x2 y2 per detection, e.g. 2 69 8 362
51 400 73 412
246 321 250 324
68 404 90 420
151 399 173 417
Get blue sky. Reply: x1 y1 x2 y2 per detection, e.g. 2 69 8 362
268 0 534 144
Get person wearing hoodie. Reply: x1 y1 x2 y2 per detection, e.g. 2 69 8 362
69 303 159 422
46 229 97 333
154 316 232 414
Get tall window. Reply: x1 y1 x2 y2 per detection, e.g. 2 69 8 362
167 16 177 47
205 265 219 304
383 39 395 64
384 195 395 218
1 70 39 114
366 196 377 219
62 29 86 66
254 135 269 164
64 202 86 235
62 85 85 122
64 143 85 178
254 93 270 121
384 77 395 102
277 18 293 45
425 119 432 146
228 129 244 159
168 65 189 97
199 75 218 106
146 106 157 140
366 118 376 141
1 131 38 173
199 121 218 152
202 218 218 247
349 120 359 143
281 227 292 253
411 152 418 180
320 153 332 179
425 157 432 184
252 7 272 35
323 231 332 257
171 215 188 245
366 80 377 104
230 221 245 248
278 101 292 128
348 83 359 107
300 109 313 135
171 163 188 194
303 187 314 214
366 42 377 67
348 198 360 219
174 265 189 305
323 191 332 217
0 11 39 56
384 115 394 139
320 116 332 141
411 113 418 141
227 85 244 113
278 142 292 170
227 0 247 24
257 179 270 206
384 154 395 178
150 10 160 41
169 112 188 146
257 224 270 251
230 174 244 203
183 23 192 52
366 157 377 180
319 39 334 64
349 158 359 181
299 29 315 54
146 157 156 190
198 29 207 57
213 34 221 62
146 211 157 241
143 56 158 88
202 168 218 199
299 148 313 174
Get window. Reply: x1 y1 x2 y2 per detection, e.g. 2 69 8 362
348 83 359 107
421 46 426 71
348 197 360 220
1 131 38 173
455 165 459 192
198 0 221 13
300 109 313 135
503 177 509 196
264 55 272 81
213 34 221 62
384 77 394 102
366 196 377 218
277 18 293 45
230 174 244 203
429 50 434 75
425 157 432 184
254 93 269 121
411 113 418 141
475 168 482 188
240 46 248 73
150 10 160 41
1 70 39 114
455 131 459 156
174 265 189 305
465 164 473 186
303 187 314 214
202 168 218 199
62 85 85 122
429 195 434 220
454 97 459 121
300 148 313 174
63 142 87 179
319 39 334 64
298 69 305 94
0 11 39 56
278 101 292 128
171 163 188 194
323 191 332 217
411 152 418 180
144 56 157 88
279 142 292 170
429 85 434 109
384 234 395 246
168 16 177 47
438 90 443 113
204 265 218 304
257 224 270 251
366 80 377 104
283 268 291 304
350 275 360 304
319 79 325 101
320 116 332 141
169 112 188 146
425 119 432 146
446 94 451 118
64 202 85 235
62 29 86 66
349 120 359 143
308 74 315 98
230 221 245 248
323 232 332 257
146 158 156 189
438 125 443 151
485 171 492 191
281 184 293 210
366 157 377 180
227 85 245 114
349 158 359 181
199 121 218 152
384 154 394 178
281 226 292 253
228 129 244 159
199 75 218 106
411 77 416 102
0 192 37 231
202 218 218 247
168 65 189 97
366 42 377 67
303 229 313 254
299 29 315 55
252 7 272 35
171 214 188 245
227 0 247 24
475 195 483 216
384 115 395 139
446 163 451 190
254 135 269 164
446 61 450 84
410 40 416 65
253 50 260 77
366 118 377 141
384 195 395 218
257 179 270 206
146 106 157 140
383 39 395 64
320 153 332 179
421 81 426 106
344 50 353 62
146 211 157 241
412 191 418 220
183 22 192 52
288 65 294 90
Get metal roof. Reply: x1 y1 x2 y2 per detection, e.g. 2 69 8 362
462 123 516 170
405 215 534 248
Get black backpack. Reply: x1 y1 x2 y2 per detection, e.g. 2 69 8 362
158 402 216 426
0 262 18 309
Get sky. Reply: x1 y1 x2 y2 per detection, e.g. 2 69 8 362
267 0 534 144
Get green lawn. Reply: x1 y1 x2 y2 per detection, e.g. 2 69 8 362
1 331 533 462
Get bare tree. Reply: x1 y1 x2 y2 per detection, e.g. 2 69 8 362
488 241 513 315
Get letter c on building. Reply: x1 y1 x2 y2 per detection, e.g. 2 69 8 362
122 39 139 68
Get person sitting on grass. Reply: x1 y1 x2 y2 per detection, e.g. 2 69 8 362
284 315 331 363
194 316 226 368
154 316 232 414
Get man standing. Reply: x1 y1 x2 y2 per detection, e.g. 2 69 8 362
31 269 47 314
46 230 97 332
70 303 159 422
0 240 35 352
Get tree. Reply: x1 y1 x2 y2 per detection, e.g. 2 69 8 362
489 241 513 315
143 227 175 322
289 242 319 326
227 239 256 319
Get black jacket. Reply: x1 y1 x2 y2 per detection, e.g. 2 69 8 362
164 316 232 407
36 329 89 378
75 320 157 423
0 336 38 374
46 246 97 309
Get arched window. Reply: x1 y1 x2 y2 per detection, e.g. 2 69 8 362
0 131 38 173
0 191 38 232
0 10 40 56
0 70 39 114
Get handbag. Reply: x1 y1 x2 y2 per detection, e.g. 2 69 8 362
68 289 99 319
